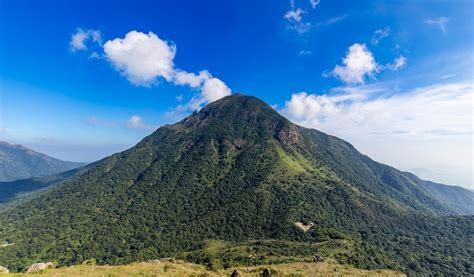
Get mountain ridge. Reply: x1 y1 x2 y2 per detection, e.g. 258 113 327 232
0 141 85 182
0 94 472 275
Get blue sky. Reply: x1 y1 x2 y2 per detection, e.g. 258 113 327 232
0 0 472 188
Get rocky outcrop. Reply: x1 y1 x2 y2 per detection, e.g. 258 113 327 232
294 221 315 232
262 268 272 276
26 262 54 273
230 269 242 277
0 266 9 273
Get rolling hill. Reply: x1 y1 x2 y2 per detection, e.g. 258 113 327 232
0 94 472 275
0 141 84 182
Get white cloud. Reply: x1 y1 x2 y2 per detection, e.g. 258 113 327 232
283 83 473 136
126 115 154 130
390 55 407 70
310 0 320 9
103 31 176 86
284 8 305 23
330 43 380 84
371 27 390 45
426 17 449 33
184 77 231 110
88 30 231 110
284 0 311 34
201 77 232 103
281 82 473 187
174 70 210 88
70 29 102 51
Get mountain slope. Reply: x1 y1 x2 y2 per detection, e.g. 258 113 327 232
0 165 91 206
0 94 472 275
0 141 85 181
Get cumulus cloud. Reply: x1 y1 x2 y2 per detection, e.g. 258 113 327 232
182 76 232 111
70 29 102 51
102 31 230 108
371 27 390 45
329 43 380 84
72 30 231 110
103 31 176 86
426 17 449 33
281 82 473 187
174 70 210 88
282 82 472 137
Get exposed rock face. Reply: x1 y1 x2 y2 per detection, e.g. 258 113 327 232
294 221 315 232
277 124 302 145
26 262 54 273
0 266 9 273
230 269 242 277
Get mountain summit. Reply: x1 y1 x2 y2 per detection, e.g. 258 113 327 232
0 94 472 275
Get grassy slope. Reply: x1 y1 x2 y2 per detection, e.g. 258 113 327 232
8 260 404 276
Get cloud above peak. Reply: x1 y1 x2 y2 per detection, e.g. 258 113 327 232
103 31 176 86
329 43 380 84
72 29 231 110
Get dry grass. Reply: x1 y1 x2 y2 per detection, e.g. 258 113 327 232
8 260 405 276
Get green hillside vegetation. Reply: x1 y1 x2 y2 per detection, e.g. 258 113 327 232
8 260 404 276
0 94 472 275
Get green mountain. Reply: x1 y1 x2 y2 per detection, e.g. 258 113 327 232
0 141 85 182
0 166 88 206
0 94 472 275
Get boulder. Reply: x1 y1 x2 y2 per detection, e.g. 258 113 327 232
26 262 54 273
0 266 9 273
262 268 272 276
231 269 242 277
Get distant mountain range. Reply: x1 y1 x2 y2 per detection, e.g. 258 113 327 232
0 141 85 182
0 95 472 275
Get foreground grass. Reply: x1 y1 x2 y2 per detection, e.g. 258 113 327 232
8 260 404 276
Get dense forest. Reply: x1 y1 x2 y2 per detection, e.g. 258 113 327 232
0 94 472 275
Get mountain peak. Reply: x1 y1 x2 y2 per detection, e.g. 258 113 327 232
200 93 279 117
1 94 473 275
173 93 302 146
